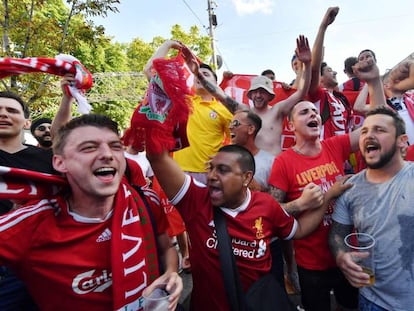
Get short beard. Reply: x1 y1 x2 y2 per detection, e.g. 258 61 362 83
365 143 397 169
38 137 52 148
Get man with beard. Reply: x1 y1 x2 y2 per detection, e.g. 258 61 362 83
268 58 385 311
329 106 414 311
183 35 312 156
30 117 52 149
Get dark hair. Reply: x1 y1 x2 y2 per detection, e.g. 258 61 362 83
358 49 377 62
242 110 262 137
30 117 52 135
53 114 119 154
261 69 275 80
218 144 255 175
200 63 217 81
365 106 406 137
344 57 358 74
0 91 30 118
320 62 328 76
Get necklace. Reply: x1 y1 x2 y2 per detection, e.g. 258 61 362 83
292 146 304 155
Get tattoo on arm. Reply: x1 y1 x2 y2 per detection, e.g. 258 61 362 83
269 186 299 216
197 72 240 113
328 221 354 258
197 73 217 94
224 96 240 114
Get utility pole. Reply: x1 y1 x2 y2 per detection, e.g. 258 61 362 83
207 0 218 70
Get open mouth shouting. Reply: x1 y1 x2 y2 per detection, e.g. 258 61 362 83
94 167 117 183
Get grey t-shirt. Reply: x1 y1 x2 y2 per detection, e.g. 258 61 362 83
333 162 414 311
253 149 275 189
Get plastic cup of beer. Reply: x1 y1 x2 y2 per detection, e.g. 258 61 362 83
143 283 171 311
344 232 376 286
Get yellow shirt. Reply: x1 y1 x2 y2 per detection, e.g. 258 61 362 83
173 95 233 172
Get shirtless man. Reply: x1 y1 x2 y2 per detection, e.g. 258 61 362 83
182 35 311 155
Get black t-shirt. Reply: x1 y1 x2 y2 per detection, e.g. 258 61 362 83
0 144 56 214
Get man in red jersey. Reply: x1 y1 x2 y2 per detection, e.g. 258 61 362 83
147 136 351 310
0 114 182 311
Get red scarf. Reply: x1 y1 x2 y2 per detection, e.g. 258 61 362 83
0 166 159 310
0 54 93 113
130 51 193 154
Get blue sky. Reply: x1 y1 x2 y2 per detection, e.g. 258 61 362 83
93 0 413 84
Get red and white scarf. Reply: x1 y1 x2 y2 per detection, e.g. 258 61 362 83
0 166 159 310
0 54 93 113
130 51 193 154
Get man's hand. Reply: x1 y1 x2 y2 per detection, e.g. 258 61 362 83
336 251 371 287
353 59 380 82
321 7 339 29
295 35 311 64
297 182 324 211
60 74 76 98
181 45 200 77
388 59 414 91
325 175 353 201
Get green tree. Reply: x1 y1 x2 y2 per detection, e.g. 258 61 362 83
0 0 120 112
0 2 212 127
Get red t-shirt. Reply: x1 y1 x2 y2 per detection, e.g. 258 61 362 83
309 87 352 140
171 176 296 311
268 134 351 270
0 200 122 310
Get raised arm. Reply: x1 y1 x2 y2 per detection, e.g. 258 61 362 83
309 7 339 95
349 60 386 151
352 83 370 115
181 46 242 114
50 75 76 139
388 59 414 92
146 149 186 201
143 40 183 81
273 35 312 118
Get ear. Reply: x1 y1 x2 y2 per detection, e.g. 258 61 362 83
247 125 256 136
52 154 68 174
397 134 409 148
242 170 254 187
23 119 31 130
287 119 295 132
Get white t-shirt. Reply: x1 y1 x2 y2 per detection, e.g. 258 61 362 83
124 151 154 178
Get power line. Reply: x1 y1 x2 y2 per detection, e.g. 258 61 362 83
181 0 209 34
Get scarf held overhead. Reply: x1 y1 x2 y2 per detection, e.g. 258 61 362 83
0 54 93 114
130 51 193 154
0 166 159 311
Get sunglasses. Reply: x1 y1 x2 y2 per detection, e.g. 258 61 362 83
230 119 250 128
36 125 51 132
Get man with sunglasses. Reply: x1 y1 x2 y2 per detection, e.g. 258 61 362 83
183 35 312 157
0 91 55 310
30 117 52 149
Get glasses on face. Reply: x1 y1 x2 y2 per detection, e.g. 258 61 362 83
36 125 51 132
229 119 250 128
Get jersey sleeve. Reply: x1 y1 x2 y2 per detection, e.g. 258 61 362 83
0 201 54 267
141 187 169 235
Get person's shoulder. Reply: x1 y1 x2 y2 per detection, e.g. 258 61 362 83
403 161 414 174
256 149 275 160
23 144 53 155
5 199 57 225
